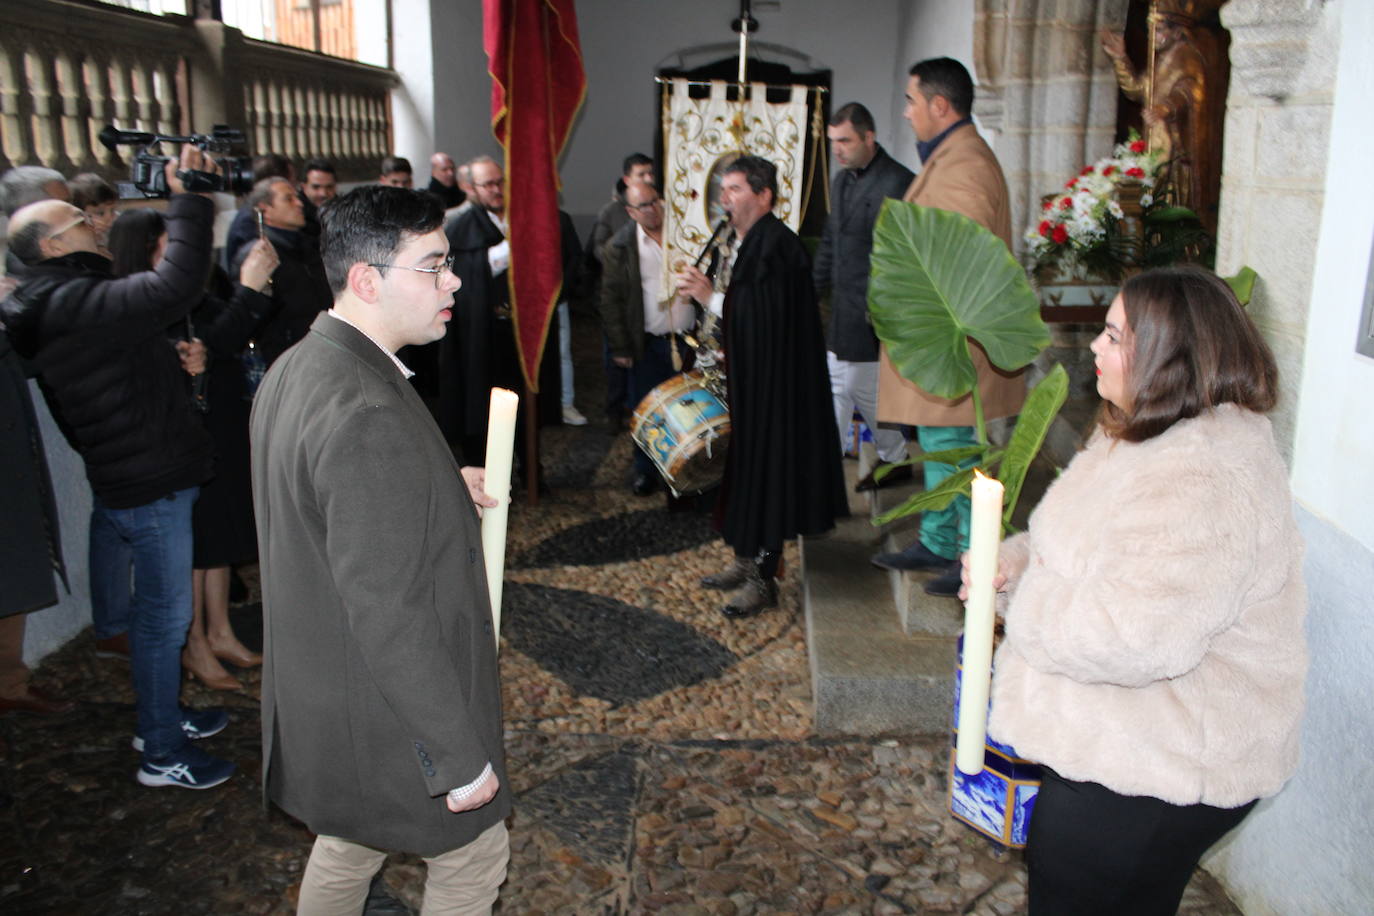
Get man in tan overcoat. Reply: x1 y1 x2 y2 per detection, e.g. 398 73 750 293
872 57 1025 596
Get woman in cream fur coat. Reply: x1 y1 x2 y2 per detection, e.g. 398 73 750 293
968 266 1307 915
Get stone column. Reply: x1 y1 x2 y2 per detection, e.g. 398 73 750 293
973 0 1128 257
1212 0 1340 459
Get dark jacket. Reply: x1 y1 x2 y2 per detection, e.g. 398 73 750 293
251 313 510 857
426 178 465 210
812 145 914 361
599 220 696 362
0 335 66 617
0 193 215 509
233 224 333 366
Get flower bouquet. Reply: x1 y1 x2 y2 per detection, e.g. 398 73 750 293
1025 133 1207 283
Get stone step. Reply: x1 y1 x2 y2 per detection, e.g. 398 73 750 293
801 415 1077 738
802 457 956 737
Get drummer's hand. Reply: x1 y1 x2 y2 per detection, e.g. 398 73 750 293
675 266 713 304
460 466 500 517
957 552 1009 602
612 356 633 369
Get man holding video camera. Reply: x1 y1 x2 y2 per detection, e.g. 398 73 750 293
0 145 235 790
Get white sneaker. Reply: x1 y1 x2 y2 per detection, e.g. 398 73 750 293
562 405 588 426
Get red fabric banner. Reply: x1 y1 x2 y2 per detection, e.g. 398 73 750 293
483 0 586 392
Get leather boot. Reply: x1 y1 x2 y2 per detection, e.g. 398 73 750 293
700 558 751 591
721 564 778 619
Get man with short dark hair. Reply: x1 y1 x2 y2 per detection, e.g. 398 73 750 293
233 177 332 364
815 102 914 488
1 146 233 788
251 184 509 910
675 156 847 618
871 57 1024 596
379 156 414 189
301 158 338 209
600 181 696 495
586 153 655 427
426 152 465 209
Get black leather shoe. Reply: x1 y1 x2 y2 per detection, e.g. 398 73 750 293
923 562 963 598
721 578 778 619
632 472 659 496
701 559 750 590
871 541 953 572
855 462 915 492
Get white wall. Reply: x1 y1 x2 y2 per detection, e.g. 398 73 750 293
21 386 94 662
887 0 976 172
1203 0 1374 911
390 0 438 180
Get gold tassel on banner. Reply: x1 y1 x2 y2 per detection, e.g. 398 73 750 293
670 333 683 372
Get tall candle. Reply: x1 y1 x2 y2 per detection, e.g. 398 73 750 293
481 388 519 648
956 469 1005 774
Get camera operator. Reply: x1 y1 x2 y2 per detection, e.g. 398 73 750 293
0 144 235 790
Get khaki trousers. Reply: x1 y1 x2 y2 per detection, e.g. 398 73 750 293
297 821 509 916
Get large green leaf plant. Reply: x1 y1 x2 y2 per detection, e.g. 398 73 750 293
867 201 1069 531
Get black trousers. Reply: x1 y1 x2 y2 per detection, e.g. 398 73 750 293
1027 768 1256 916
627 333 692 476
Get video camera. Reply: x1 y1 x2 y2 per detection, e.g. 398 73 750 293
98 124 255 199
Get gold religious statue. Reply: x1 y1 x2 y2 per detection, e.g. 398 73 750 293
1101 0 1230 235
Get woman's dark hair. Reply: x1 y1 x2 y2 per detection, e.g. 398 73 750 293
106 208 166 278
68 173 117 210
1101 265 1278 442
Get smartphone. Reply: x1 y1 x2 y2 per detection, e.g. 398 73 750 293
256 208 266 239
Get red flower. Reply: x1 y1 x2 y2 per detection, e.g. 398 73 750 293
1065 178 1078 189
1038 219 1052 237
1060 196 1073 209
1042 199 1053 211
1080 165 1095 176
1102 165 1116 177
1051 225 1069 245
1130 140 1147 153
1125 166 1145 178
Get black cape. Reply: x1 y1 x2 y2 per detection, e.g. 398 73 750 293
426 178 466 210
438 206 560 460
719 213 848 557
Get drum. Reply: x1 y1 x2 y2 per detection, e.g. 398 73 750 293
630 370 731 497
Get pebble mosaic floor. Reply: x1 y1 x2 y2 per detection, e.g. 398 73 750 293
0 315 1245 914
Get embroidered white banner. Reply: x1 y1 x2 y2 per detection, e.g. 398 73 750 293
660 78 808 297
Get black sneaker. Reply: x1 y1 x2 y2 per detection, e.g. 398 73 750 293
137 744 235 790
131 707 229 752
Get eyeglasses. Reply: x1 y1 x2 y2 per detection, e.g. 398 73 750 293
369 254 457 288
473 179 502 190
628 198 661 212
45 211 90 240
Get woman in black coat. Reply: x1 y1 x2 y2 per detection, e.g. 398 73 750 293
109 209 278 690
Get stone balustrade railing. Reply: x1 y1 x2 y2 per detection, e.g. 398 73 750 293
0 1 396 183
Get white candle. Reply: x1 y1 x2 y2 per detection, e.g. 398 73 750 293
480 388 519 648
956 469 1005 774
